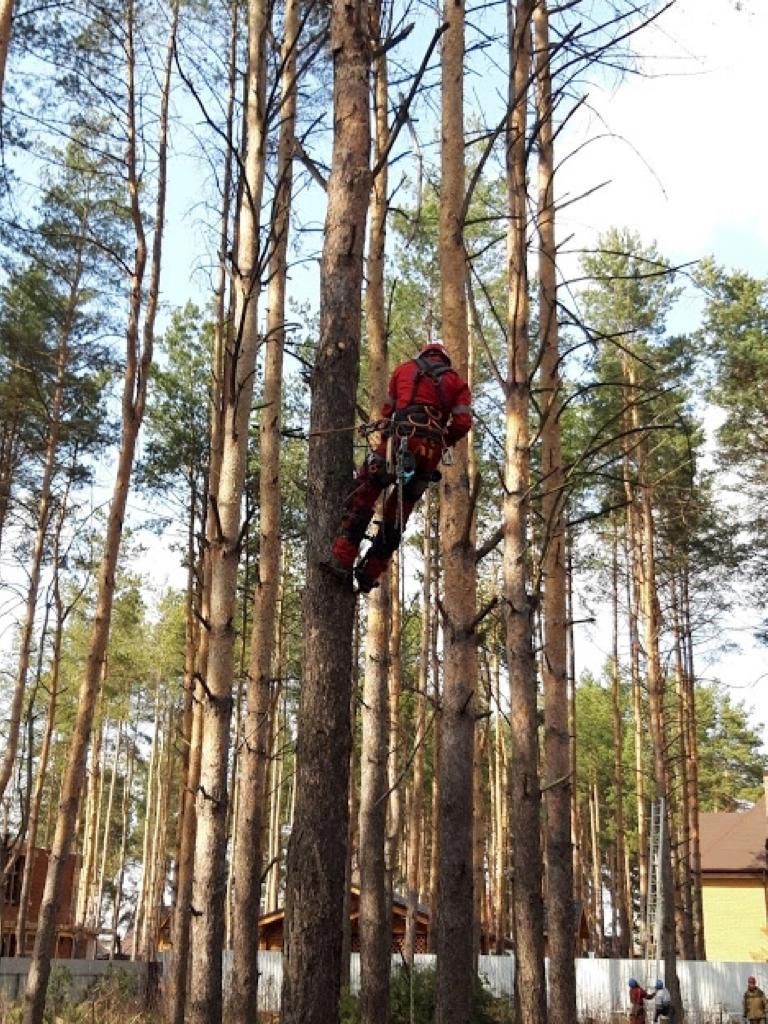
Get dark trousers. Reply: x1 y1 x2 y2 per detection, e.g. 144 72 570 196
331 434 442 584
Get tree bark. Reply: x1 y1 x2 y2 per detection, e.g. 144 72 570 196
0 0 14 105
626 510 648 947
359 16 391 1020
682 567 705 958
535 3 576 1017
427 537 441 955
505 3 546 1023
134 696 160 959
22 1 175 1015
189 0 269 1014
404 501 432 964
93 723 121 938
610 523 630 954
280 0 370 1017
671 574 695 959
589 781 604 953
167 1 236 1016
637 457 681 1014
386 555 403 893
229 0 297 1013
435 0 477 1015
111 741 134 958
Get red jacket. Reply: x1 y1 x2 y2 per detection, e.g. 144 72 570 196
381 356 472 446
630 986 652 1015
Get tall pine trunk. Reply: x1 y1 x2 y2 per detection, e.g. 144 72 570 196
22 3 175 1017
167 3 237 1017
280 0 370 1017
0 0 13 103
404 503 432 963
505 3 546 1023
535 3 576 1018
228 0 298 1014
637 457 681 1014
188 0 268 1016
611 524 630 954
359 12 391 1020
435 0 478 1014
681 567 705 957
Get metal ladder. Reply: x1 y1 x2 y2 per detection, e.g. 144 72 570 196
644 798 665 983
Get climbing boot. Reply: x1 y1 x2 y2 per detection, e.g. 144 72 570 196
354 566 379 594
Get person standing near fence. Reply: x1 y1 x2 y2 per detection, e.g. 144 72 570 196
628 979 654 1023
652 980 675 1022
744 976 767 1024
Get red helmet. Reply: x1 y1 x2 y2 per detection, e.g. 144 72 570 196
419 342 451 364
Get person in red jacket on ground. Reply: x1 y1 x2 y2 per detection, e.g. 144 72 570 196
628 979 654 1024
325 342 472 593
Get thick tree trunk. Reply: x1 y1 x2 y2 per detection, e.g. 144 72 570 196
535 4 576 1017
0 0 13 104
435 0 477 1015
505 3 545 1023
280 0 370 1018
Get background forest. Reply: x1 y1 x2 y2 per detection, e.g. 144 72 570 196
0 0 766 1023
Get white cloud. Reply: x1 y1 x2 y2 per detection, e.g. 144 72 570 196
557 0 768 274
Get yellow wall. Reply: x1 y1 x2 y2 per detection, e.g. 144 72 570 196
702 877 768 961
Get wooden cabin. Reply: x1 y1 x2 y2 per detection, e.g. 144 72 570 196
0 847 97 958
258 887 431 954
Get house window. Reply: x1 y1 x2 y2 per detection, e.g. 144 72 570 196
3 855 25 906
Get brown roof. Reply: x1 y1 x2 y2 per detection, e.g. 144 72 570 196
699 794 767 873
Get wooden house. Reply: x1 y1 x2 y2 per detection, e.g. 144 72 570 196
0 847 97 958
699 782 768 961
258 888 588 956
258 887 431 954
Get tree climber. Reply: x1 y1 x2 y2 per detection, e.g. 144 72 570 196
324 342 472 593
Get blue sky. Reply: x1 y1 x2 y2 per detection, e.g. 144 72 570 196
559 0 768 744
3 0 766 749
